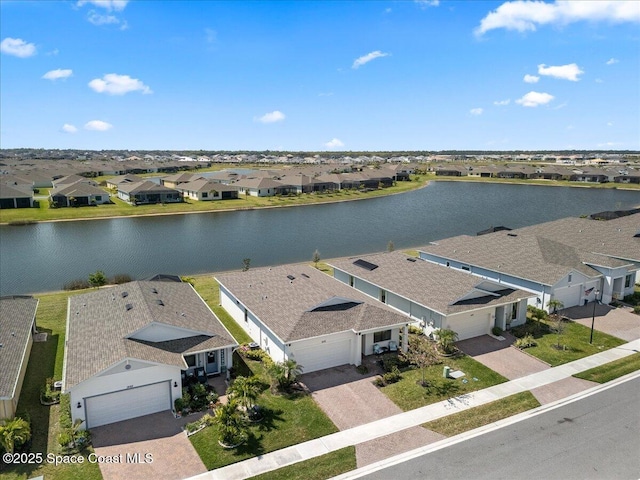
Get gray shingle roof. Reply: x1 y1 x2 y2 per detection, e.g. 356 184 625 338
117 180 179 194
0 183 33 199
177 179 239 193
215 265 409 342
64 281 236 389
0 296 38 399
329 252 533 315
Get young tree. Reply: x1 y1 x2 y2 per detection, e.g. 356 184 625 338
88 270 107 288
242 258 251 272
312 249 321 269
401 335 439 387
213 398 247 447
547 299 565 348
387 241 395 252
227 375 262 410
0 417 31 454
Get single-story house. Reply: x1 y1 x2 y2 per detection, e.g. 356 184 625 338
160 173 205 189
49 183 111 207
233 177 286 197
435 166 467 177
117 181 182 205
62 279 237 429
0 296 38 419
51 175 98 189
216 265 411 374
176 179 239 201
0 184 34 209
105 174 145 190
329 252 532 339
419 213 639 309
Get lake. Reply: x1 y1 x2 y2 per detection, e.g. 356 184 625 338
1 181 638 295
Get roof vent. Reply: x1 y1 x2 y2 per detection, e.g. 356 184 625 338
151 287 158 294
507 233 518 237
121 291 128 298
406 257 417 262
155 299 164 306
287 275 295 281
301 273 310 278
125 303 133 311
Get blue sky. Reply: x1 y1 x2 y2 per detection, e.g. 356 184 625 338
1 0 639 151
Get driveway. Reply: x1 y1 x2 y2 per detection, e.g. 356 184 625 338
91 411 207 480
561 304 640 342
456 333 550 380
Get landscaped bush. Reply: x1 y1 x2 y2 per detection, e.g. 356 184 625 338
511 319 549 338
40 378 60 404
382 366 402 384
381 355 409 373
63 278 91 291
515 334 537 349
408 325 423 335
492 326 503 336
59 394 72 429
244 348 268 361
634 306 640 315
624 292 640 306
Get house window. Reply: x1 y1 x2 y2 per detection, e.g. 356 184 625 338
95 196 102 201
380 290 386 303
511 302 518 320
207 351 216 364
185 355 196 368
374 330 392 342
202 192 208 198
461 265 470 272
568 274 572 283
446 261 450 267
625 275 632 288
349 275 354 287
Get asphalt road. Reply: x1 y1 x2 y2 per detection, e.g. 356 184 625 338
363 376 640 480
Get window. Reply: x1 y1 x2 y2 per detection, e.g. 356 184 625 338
95 196 102 201
625 275 632 288
184 355 196 367
202 192 208 198
349 275 354 287
380 290 386 303
568 273 572 282
461 265 470 272
446 261 450 267
374 330 392 342
511 302 518 320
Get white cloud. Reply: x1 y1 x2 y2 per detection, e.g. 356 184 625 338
1 37 37 58
606 57 619 65
352 50 390 69
89 73 152 95
77 0 128 11
62 124 78 134
415 0 440 8
88 12 120 25
255 111 286 124
43 69 73 80
595 78 604 83
523 74 539 83
84 120 113 131
325 138 344 148
385 8 392 13
607 121 613 126
205 28 217 44
494 99 511 106
475 0 640 36
470 108 483 116
516 91 554 107
538 63 584 81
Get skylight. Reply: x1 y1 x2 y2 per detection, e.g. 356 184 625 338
353 259 378 271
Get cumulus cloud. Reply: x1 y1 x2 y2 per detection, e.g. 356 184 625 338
516 91 554 107
470 108 483 116
84 120 113 131
43 69 73 80
415 0 440 8
325 138 344 148
475 0 640 36
606 57 619 65
89 73 152 95
254 111 286 124
523 74 539 83
88 12 119 25
1 37 37 58
77 0 128 11
62 124 78 134
494 99 511 106
538 63 584 81
352 50 390 69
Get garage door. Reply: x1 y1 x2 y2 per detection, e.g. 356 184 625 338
447 315 490 341
552 285 580 309
292 338 351 373
86 381 171 428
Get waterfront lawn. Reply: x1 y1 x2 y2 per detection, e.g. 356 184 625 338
511 319 625 366
189 356 338 471
191 274 252 344
381 356 508 411
574 353 640 384
433 175 640 190
249 447 356 480
422 392 540 437
1 289 103 480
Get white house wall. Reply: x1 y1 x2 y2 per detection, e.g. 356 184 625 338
68 362 181 430
361 329 400 355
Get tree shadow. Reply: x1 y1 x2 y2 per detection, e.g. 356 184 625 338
253 406 285 433
425 380 461 398
233 431 264 457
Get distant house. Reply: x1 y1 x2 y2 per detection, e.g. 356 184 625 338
176 179 239 201
117 181 182 205
435 166 467 177
233 177 285 197
106 174 144 190
0 296 38 419
569 169 609 183
613 173 640 184
160 173 205 189
0 183 34 209
51 174 98 189
50 183 110 207
63 280 237 429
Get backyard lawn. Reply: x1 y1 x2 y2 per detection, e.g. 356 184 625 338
381 355 508 411
574 353 640 384
511 318 626 366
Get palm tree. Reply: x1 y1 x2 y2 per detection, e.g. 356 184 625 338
547 299 564 315
0 417 31 454
268 359 303 391
434 328 458 355
227 375 261 410
214 398 247 447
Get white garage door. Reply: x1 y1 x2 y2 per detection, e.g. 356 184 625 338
552 285 581 309
447 315 490 341
292 338 351 373
86 381 171 428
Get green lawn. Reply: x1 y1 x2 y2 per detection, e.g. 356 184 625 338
189 356 338 470
0 177 426 224
423 392 540 437
381 356 508 411
511 319 626 366
1 290 102 480
249 447 357 480
574 353 640 383
432 175 640 190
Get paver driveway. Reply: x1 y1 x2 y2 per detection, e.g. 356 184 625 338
91 411 207 480
456 333 549 380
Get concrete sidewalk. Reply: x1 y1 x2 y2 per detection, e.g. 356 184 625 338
189 339 640 480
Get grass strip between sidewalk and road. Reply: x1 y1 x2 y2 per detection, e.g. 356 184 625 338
422 391 541 437
248 446 357 480
573 353 640 384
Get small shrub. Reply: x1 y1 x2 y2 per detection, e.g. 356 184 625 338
59 394 72 429
374 376 386 387
382 355 408 373
356 365 368 375
185 421 202 433
492 326 503 336
112 273 132 284
515 334 537 349
200 413 215 427
88 270 107 287
408 325 423 335
382 366 402 384
174 397 185 413
206 391 219 406
58 430 73 449
63 278 90 291
244 348 267 361
633 306 640 315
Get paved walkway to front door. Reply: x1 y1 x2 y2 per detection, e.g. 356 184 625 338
92 410 207 480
